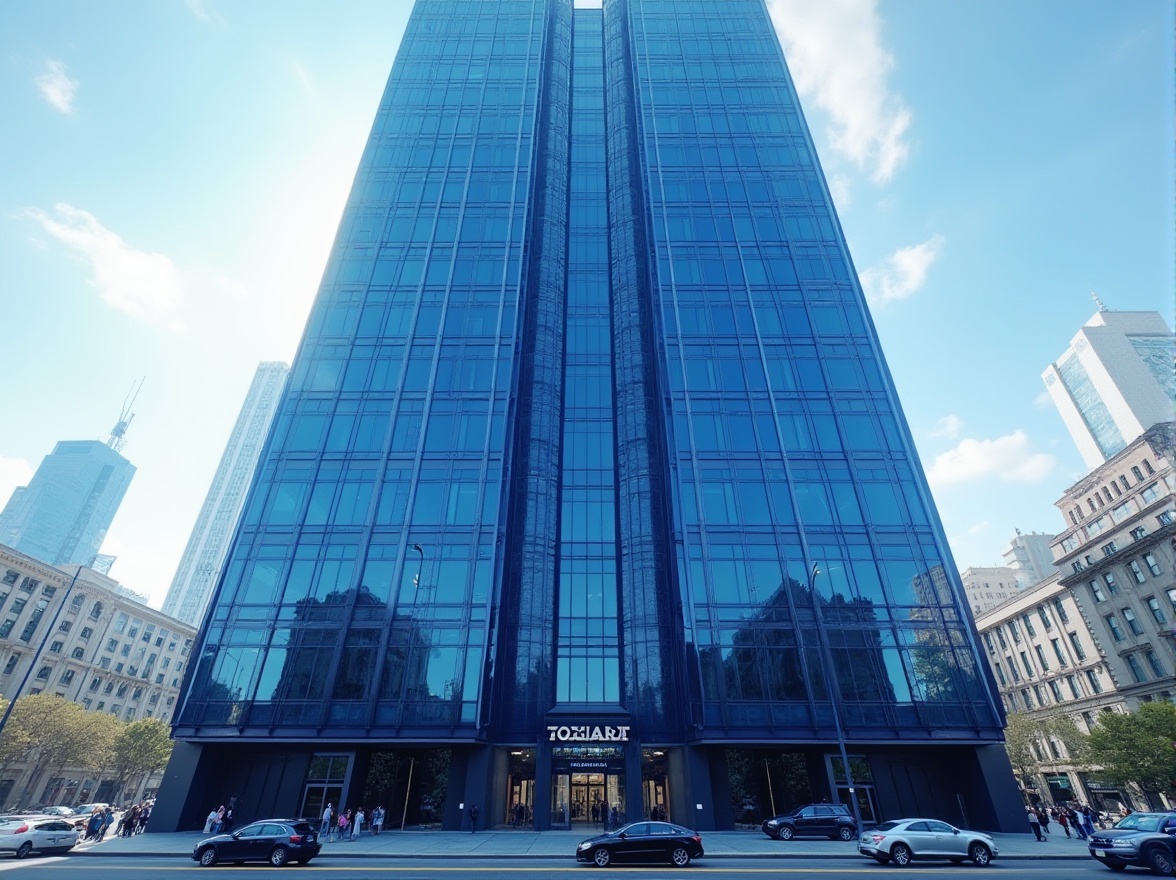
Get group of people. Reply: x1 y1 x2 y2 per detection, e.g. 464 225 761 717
203 801 236 835
1026 803 1105 841
319 802 386 840
83 806 115 841
116 801 151 836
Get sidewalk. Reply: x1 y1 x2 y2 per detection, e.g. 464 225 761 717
76 826 1093 860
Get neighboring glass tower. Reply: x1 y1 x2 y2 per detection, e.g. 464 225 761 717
0 440 134 568
162 362 289 626
1043 310 1175 469
158 0 1025 834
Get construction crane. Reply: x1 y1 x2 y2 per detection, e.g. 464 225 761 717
107 377 145 452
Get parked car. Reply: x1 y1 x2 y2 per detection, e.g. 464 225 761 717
762 803 857 841
37 806 76 817
1088 811 1176 875
858 818 997 867
576 821 704 867
0 818 79 859
192 819 321 867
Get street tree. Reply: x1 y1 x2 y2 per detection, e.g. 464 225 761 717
1087 702 1176 796
107 718 172 803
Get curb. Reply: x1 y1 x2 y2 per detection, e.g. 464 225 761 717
73 849 1093 861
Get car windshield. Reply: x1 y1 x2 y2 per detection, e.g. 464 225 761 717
1114 814 1165 832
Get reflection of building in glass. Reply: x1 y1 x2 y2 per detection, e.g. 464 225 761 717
155 0 1024 835
1043 310 1175 469
163 362 288 626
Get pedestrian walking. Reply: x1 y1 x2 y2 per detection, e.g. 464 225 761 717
1037 807 1050 837
320 803 333 838
352 808 365 841
1056 808 1070 838
204 808 218 834
372 806 385 835
338 809 350 841
1081 805 1096 838
469 803 479 833
1028 807 1044 841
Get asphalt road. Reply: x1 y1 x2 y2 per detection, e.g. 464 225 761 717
0 854 1128 878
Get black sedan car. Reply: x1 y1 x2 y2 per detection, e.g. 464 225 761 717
576 821 704 867
192 819 321 867
1088 811 1176 875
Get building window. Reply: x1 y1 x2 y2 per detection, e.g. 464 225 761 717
1132 466 1145 482
1100 541 1118 557
59 669 74 686
3 654 20 675
1157 511 1174 527
1034 644 1050 672
1066 675 1082 699
1022 689 1034 711
1037 607 1052 630
1034 684 1049 706
57 619 71 633
35 666 50 680
70 647 84 660
1139 482 1160 503
105 639 117 652
1020 651 1034 678
1067 631 1086 660
1122 607 1144 636
994 664 1007 686
1053 598 1070 624
1143 553 1162 577
1085 670 1103 694
996 629 1008 649
69 595 84 612
1049 680 1063 702
79 627 93 639
1009 621 1022 643
1050 637 1067 666
1085 517 1105 537
1144 650 1166 677
1125 653 1148 684
1103 572 1119 595
1022 613 1037 637
0 570 16 586
89 601 103 620
1104 614 1124 641
1145 596 1166 625
48 641 63 654
99 657 110 670
1089 580 1106 602
1128 560 1147 583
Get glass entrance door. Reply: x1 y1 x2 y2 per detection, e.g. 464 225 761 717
570 773 605 826
551 772 625 830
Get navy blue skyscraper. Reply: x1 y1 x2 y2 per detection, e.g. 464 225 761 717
159 0 1024 833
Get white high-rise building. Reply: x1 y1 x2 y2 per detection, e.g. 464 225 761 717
1042 309 1175 469
1001 531 1058 586
162 362 288 625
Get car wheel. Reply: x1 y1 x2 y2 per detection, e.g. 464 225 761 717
968 842 991 866
837 826 855 842
670 846 691 867
1145 846 1174 876
15 842 32 859
778 826 795 841
593 847 611 867
890 842 913 867
270 846 290 867
198 846 218 867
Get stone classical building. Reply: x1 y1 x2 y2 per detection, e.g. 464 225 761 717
0 544 195 808
975 422 1176 811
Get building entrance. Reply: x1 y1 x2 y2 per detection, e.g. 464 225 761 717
550 746 626 830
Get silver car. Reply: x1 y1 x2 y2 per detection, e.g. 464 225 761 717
0 818 79 859
858 818 998 867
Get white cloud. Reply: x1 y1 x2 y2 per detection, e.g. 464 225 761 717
766 0 912 182
25 203 185 328
930 414 964 440
35 60 78 114
860 234 944 305
927 430 1056 489
0 456 34 509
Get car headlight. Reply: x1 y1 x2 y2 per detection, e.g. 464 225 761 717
577 842 592 851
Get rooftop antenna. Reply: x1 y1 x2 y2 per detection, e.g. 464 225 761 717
1091 291 1107 312
107 377 145 453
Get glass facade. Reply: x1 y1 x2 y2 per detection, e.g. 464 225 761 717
161 0 1023 835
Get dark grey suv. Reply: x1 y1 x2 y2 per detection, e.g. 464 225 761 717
1088 811 1176 875
762 804 857 841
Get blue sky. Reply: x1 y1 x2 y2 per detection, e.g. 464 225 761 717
0 0 1171 607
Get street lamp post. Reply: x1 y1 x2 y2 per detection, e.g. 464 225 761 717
809 563 863 831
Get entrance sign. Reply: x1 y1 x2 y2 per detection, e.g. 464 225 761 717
547 724 630 742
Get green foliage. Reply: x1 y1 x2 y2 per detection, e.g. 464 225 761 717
1087 702 1176 793
1003 712 1089 784
110 719 173 799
